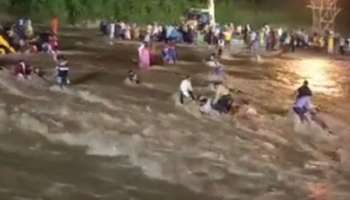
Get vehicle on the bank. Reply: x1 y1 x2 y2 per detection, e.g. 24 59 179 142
185 8 212 30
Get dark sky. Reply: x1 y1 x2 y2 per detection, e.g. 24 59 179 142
336 0 350 32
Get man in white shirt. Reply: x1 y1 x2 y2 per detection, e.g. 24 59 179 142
179 76 195 104
109 23 115 39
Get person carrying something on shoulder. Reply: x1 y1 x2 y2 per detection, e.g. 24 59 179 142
179 75 196 105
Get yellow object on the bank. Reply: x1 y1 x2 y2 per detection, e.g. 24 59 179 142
260 31 265 46
0 35 15 54
328 36 334 54
224 31 232 42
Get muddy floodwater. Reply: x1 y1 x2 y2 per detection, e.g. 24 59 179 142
0 28 349 200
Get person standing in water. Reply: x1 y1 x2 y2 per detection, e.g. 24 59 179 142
293 80 333 133
138 42 151 69
127 70 140 84
294 80 313 122
56 56 70 89
293 95 313 123
179 76 196 105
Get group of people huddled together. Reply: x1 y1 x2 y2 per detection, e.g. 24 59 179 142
179 75 234 116
137 41 178 70
13 55 70 89
0 17 60 56
1 17 71 89
100 20 350 56
178 74 332 133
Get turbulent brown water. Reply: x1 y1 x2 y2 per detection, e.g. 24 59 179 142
0 28 349 200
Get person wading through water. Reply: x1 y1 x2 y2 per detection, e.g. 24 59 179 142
56 55 70 89
293 80 313 122
179 76 196 105
292 80 332 134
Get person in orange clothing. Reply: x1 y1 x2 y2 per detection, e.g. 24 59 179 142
51 16 60 35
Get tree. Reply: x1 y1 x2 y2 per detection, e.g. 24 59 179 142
308 0 341 32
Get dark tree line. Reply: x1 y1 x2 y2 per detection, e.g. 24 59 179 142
0 0 308 25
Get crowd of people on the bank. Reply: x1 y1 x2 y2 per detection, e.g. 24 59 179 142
100 20 350 56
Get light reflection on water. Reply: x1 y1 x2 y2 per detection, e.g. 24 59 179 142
281 58 344 97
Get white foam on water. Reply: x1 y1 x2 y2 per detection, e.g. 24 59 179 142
171 93 203 118
0 70 49 100
60 50 94 56
13 113 49 135
43 182 77 197
290 111 337 141
41 131 168 181
151 65 179 72
0 75 34 98
0 108 9 133
0 108 7 121
78 90 120 110
49 86 120 111
12 196 32 200
44 132 124 157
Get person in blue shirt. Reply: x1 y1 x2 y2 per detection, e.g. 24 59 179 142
293 81 333 134
293 80 312 122
293 80 313 122
293 95 313 123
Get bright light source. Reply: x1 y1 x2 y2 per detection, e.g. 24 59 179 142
296 58 340 96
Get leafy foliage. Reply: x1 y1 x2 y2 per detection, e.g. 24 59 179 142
3 0 308 25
